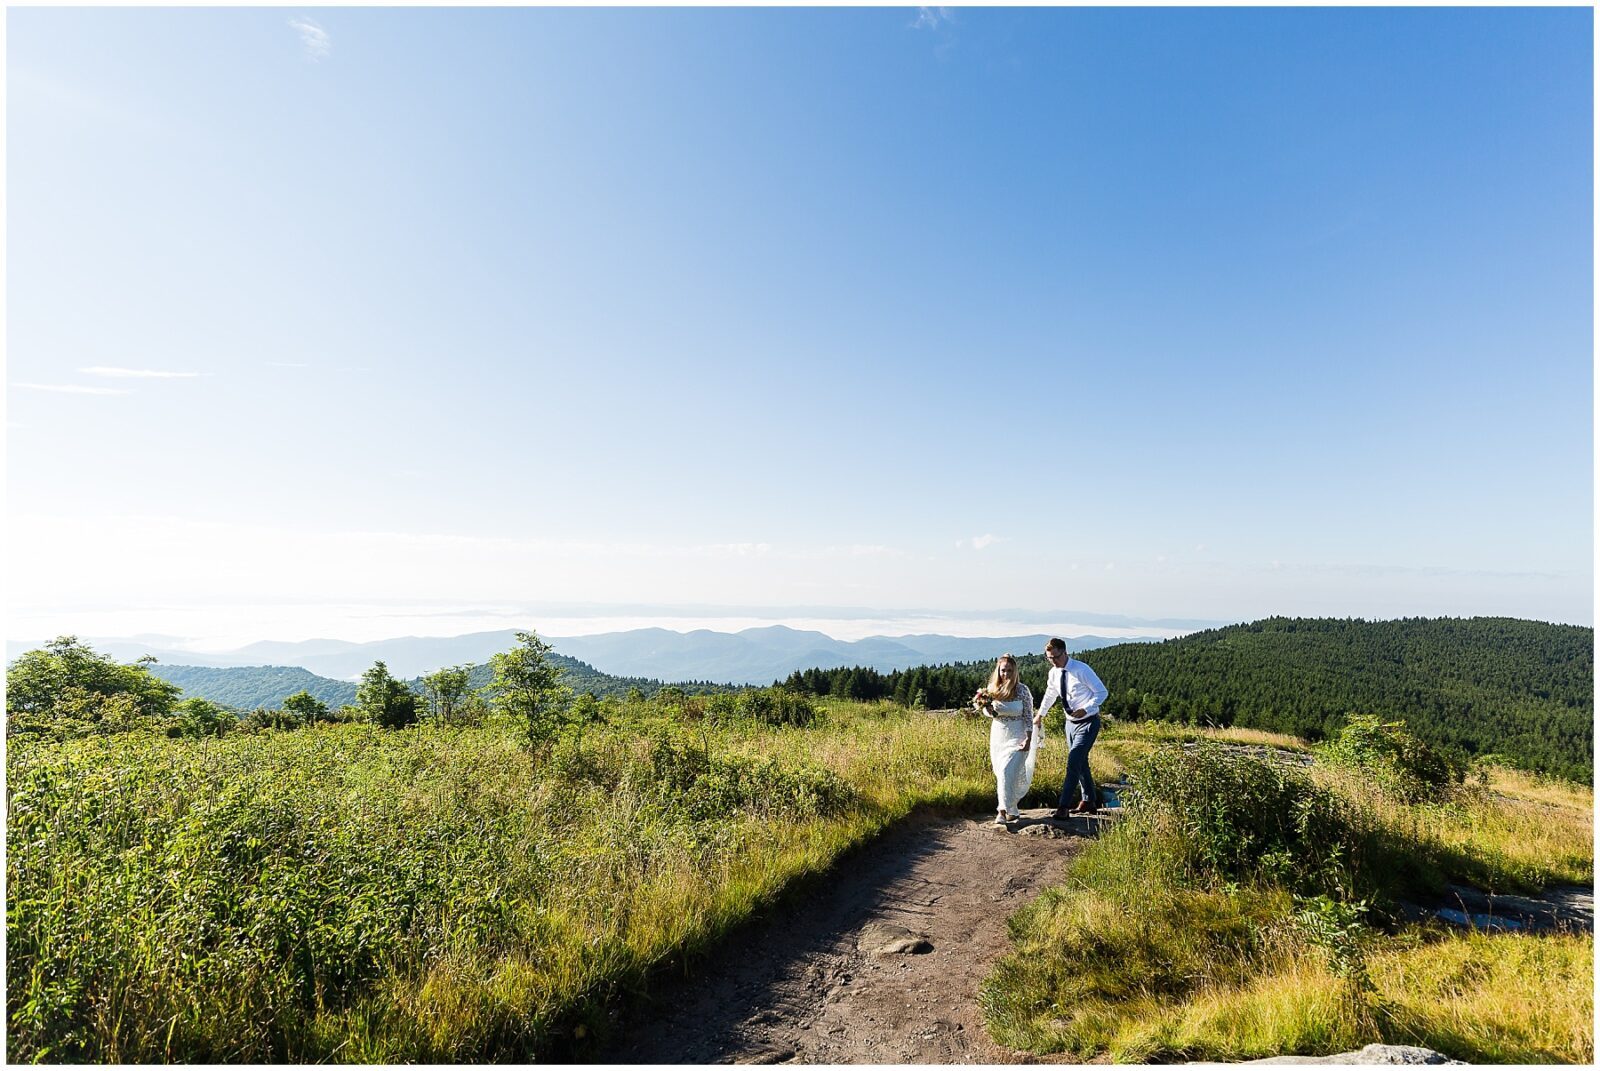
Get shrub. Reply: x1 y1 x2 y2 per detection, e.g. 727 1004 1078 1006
281 690 333 724
704 693 741 723
1124 743 1363 897
485 632 571 750
1319 715 1462 802
633 729 855 821
1292 894 1373 988
736 688 818 728
170 698 236 738
239 707 306 732
355 662 422 729
698 689 817 728
6 638 182 739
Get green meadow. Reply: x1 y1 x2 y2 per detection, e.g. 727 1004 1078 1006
7 694 1592 1062
982 727 1594 1064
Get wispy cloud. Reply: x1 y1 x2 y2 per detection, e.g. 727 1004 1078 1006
957 534 1002 551
80 366 201 379
13 382 131 396
911 7 953 31
708 543 772 557
289 17 331 61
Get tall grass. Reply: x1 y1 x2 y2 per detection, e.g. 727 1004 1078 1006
1312 764 1593 895
980 732 1594 1063
7 703 1001 1062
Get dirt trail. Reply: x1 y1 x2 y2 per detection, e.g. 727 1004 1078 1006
603 807 1102 1064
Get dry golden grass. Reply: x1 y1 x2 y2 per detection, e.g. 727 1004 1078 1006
1308 762 1594 892
1094 931 1594 1064
1115 721 1312 751
1091 721 1310 784
1373 930 1594 1063
1109 956 1372 1062
983 718 1595 1064
1485 763 1596 810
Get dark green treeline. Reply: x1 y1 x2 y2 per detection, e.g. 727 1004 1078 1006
780 616 1593 782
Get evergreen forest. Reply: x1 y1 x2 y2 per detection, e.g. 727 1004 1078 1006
780 616 1593 781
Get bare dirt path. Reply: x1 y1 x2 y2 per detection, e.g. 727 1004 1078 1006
603 807 1102 1064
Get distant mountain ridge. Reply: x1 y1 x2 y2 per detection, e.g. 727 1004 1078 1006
548 626 1145 684
144 653 720 711
8 626 1162 685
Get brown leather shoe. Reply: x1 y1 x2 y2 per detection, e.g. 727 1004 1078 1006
1071 800 1097 814
1049 806 1073 821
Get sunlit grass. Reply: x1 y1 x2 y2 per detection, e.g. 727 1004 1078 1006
7 703 1003 1062
982 721 1595 1064
1307 763 1594 894
1372 929 1593 1063
1485 763 1596 810
12 703 1591 1064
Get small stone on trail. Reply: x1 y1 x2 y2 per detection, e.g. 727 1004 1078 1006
857 921 934 955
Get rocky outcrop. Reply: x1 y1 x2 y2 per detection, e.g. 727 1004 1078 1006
1180 740 1316 767
1243 1043 1463 1064
1400 883 1594 934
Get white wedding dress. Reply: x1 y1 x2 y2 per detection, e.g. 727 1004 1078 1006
985 684 1038 814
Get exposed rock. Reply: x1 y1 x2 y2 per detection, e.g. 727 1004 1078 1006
1180 741 1316 767
1243 1043 1463 1064
856 922 932 956
1400 883 1594 935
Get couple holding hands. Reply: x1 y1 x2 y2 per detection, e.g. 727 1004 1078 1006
971 637 1109 826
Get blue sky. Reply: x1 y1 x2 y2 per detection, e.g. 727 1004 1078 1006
7 7 1593 644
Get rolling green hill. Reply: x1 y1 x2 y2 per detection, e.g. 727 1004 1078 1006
145 664 358 710
147 654 732 711
788 617 1593 782
1079 617 1592 780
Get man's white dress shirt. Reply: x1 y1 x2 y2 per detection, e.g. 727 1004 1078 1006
1037 659 1108 722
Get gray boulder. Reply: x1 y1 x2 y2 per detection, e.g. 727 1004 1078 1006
1243 1043 1463 1064
856 921 932 955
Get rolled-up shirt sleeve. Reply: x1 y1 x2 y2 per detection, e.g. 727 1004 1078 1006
1036 669 1062 718
1066 661 1109 718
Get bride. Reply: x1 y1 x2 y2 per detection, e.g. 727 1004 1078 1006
972 654 1041 825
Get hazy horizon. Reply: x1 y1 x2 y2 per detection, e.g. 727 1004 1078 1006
7 602 1220 653
11 599 1592 659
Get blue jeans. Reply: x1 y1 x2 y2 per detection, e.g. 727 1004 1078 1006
1058 715 1101 808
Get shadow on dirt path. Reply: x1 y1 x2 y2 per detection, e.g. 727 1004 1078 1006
601 807 1098 1064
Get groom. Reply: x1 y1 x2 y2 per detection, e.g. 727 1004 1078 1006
1036 637 1109 819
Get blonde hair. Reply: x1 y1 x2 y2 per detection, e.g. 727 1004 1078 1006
986 654 1019 701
